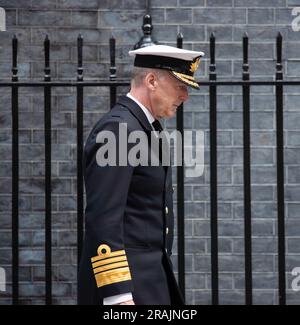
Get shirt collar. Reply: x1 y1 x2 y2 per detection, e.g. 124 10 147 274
126 93 155 125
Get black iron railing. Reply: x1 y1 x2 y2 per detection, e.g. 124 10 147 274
0 30 297 305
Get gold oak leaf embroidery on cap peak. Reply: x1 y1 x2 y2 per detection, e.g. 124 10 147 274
189 57 200 73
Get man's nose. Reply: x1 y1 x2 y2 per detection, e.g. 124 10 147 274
179 88 189 102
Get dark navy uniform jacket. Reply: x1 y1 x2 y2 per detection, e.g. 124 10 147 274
78 96 184 305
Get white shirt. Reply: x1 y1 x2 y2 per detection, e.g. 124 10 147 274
103 93 155 305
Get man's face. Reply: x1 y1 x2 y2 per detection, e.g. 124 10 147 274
151 71 189 119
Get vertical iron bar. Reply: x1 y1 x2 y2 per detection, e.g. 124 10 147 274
11 35 19 305
77 35 84 280
109 36 116 108
146 0 151 13
242 33 253 305
176 33 185 301
209 32 219 305
77 35 84 259
44 35 52 305
276 32 286 305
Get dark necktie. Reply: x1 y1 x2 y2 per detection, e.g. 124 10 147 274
151 120 166 164
152 119 163 132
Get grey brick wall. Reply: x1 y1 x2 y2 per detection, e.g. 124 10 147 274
0 0 300 305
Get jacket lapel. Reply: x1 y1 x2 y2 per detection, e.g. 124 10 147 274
117 96 153 132
117 95 169 175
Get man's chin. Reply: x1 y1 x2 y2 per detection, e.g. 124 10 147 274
159 110 177 119
169 110 177 117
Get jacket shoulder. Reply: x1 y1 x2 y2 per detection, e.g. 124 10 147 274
89 103 141 138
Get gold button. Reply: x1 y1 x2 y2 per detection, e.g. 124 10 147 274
166 227 169 235
165 206 169 214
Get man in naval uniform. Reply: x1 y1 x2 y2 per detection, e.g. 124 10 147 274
78 45 204 305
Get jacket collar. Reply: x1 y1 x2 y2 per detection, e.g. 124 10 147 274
117 95 153 132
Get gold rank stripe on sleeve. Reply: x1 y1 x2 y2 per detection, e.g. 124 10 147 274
94 267 132 288
91 244 132 288
92 255 127 269
93 260 129 274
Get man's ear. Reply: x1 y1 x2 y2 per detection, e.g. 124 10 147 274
145 73 157 91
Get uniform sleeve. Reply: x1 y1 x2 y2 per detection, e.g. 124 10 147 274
83 119 135 298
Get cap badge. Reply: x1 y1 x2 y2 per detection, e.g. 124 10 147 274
189 57 200 73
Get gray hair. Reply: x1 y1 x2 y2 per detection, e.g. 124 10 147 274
131 67 167 88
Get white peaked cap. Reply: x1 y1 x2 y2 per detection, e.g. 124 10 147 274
128 44 205 89
129 44 204 61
